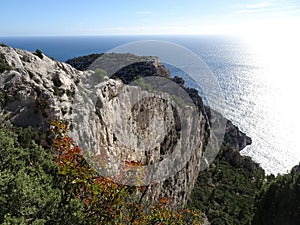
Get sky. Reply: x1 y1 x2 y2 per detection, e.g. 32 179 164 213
0 0 300 36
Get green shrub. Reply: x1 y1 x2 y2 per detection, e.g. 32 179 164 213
90 68 106 84
0 54 12 73
0 62 12 73
34 49 43 59
253 165 300 225
52 76 62 87
22 55 31 62
61 107 68 115
66 89 75 98
0 124 84 224
53 86 60 96
132 75 152 91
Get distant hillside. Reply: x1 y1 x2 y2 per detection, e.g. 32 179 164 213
66 53 103 71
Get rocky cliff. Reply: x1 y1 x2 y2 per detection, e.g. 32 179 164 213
0 45 251 208
67 53 252 171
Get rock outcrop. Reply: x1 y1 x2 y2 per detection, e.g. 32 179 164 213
0 45 80 129
76 76 207 206
0 45 252 209
67 53 252 153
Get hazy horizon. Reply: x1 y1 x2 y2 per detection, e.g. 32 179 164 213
1 0 300 38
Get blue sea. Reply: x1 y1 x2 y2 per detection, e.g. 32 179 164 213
1 35 299 175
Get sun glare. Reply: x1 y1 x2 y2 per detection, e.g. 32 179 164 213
238 18 300 168
240 19 300 87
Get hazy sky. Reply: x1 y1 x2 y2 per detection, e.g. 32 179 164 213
1 0 300 36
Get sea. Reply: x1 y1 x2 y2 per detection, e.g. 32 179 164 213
1 35 299 175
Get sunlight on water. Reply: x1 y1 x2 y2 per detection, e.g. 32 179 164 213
238 30 300 174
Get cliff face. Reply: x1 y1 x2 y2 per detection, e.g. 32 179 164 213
0 45 251 208
68 53 253 171
77 77 207 206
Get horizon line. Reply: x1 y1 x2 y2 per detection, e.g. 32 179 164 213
0 33 238 38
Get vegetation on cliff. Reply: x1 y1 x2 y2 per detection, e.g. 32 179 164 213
1 119 299 224
0 120 202 225
253 163 300 225
0 123 83 225
0 52 12 73
189 145 265 225
189 143 300 225
66 54 103 71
